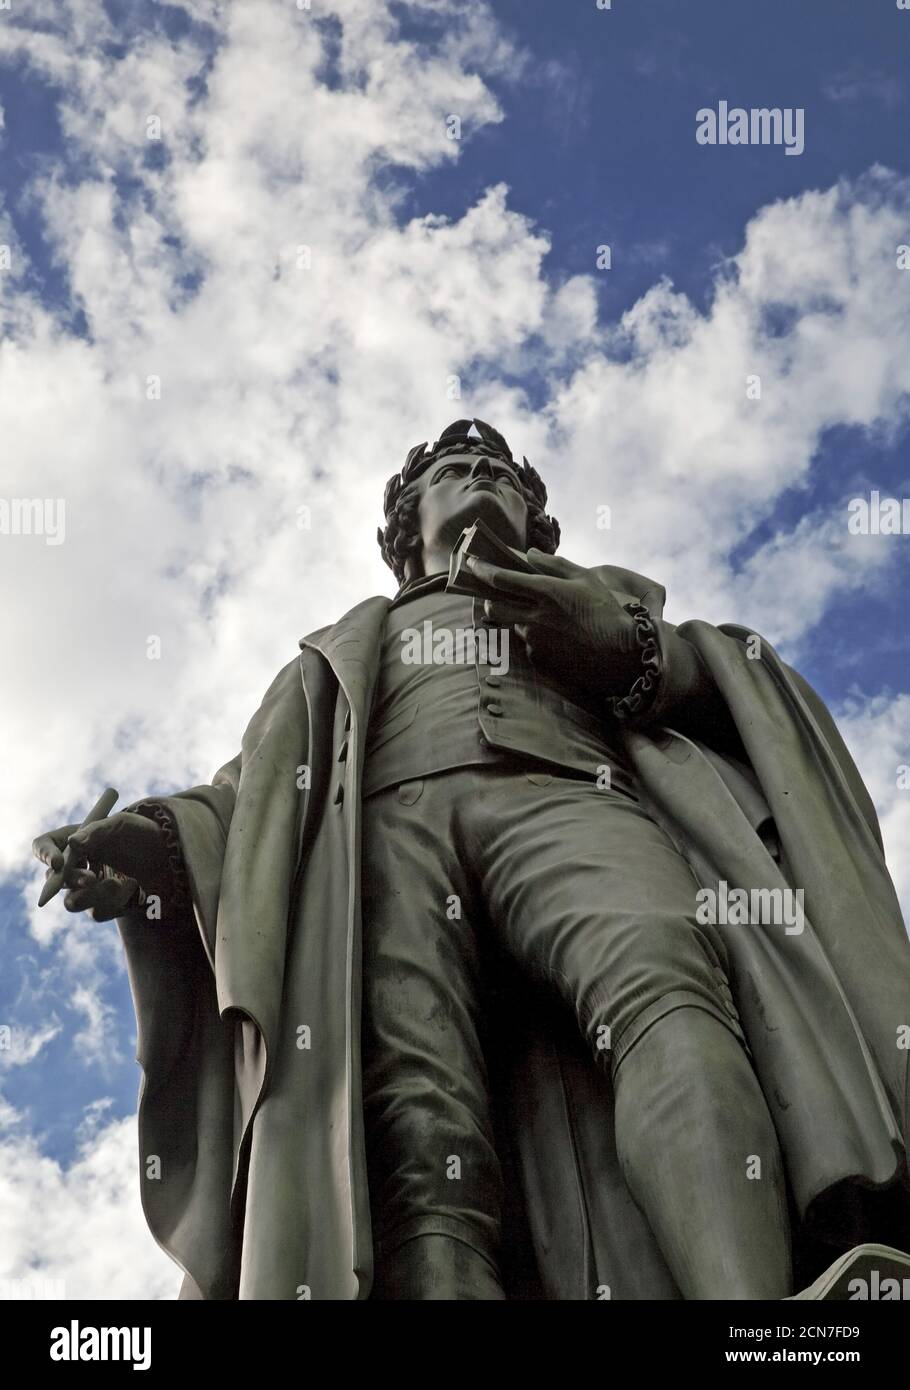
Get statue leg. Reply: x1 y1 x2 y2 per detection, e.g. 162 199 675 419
476 767 793 1299
361 777 506 1300
613 1006 792 1299
371 1234 505 1301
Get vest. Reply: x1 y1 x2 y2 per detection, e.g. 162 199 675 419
362 573 636 799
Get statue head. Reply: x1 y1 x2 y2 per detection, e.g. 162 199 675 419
377 418 561 585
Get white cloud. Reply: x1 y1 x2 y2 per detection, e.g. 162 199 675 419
0 1102 179 1299
724 507 895 646
837 690 910 927
0 1022 62 1071
0 1 534 890
538 171 910 633
70 986 120 1071
2 8 908 892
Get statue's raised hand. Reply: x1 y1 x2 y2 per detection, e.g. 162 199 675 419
32 807 174 923
467 548 642 697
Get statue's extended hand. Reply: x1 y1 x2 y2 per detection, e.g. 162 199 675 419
466 549 641 696
32 812 173 922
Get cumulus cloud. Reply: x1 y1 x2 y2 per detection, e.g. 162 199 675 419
539 172 910 631
0 0 537 883
0 1102 179 1299
837 690 910 923
1 0 909 1298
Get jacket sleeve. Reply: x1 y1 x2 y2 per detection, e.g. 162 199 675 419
590 563 737 748
641 619 742 752
121 753 242 971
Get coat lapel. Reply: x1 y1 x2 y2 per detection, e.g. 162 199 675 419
300 595 391 738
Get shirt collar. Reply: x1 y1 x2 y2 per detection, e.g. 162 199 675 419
389 570 451 611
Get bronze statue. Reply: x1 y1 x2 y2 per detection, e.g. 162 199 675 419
34 418 910 1299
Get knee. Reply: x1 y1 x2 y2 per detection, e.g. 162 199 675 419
580 940 745 1074
587 985 748 1084
612 1004 756 1116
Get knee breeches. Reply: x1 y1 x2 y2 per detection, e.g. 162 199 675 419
360 763 745 1265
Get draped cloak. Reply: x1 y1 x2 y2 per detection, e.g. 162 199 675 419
116 565 910 1300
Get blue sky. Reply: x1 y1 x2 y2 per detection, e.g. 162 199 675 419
432 0 910 704
418 0 910 304
1 0 909 1294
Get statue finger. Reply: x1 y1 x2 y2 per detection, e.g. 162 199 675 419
63 884 101 914
32 825 79 869
483 599 543 627
35 790 116 907
466 557 552 598
526 549 584 579
35 840 65 875
90 877 138 923
61 846 92 887
66 867 98 892
515 627 536 663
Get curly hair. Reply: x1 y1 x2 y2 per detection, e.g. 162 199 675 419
377 418 560 584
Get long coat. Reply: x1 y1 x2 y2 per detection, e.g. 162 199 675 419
116 565 910 1299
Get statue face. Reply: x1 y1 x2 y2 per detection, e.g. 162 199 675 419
413 451 529 565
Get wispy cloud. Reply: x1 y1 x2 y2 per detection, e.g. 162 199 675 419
70 987 120 1071
0 1021 61 1070
823 68 905 109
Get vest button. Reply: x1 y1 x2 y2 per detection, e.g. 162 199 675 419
485 673 502 687
485 701 504 716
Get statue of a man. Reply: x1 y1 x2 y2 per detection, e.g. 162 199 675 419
34 418 910 1300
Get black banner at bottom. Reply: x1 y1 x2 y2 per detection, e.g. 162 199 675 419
1 1297 906 1375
